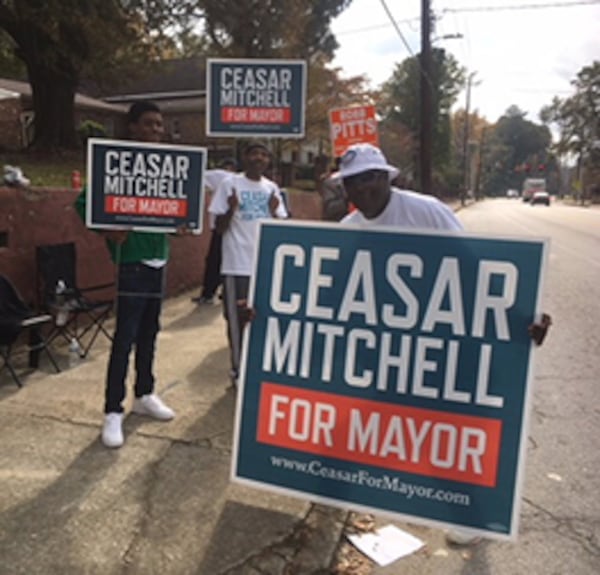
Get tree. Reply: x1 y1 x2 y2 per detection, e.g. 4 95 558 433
303 59 371 158
198 0 351 59
482 106 553 196
378 48 465 192
541 61 600 200
449 109 491 199
0 28 24 77
0 0 196 150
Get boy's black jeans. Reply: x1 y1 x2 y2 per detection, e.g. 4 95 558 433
104 263 164 414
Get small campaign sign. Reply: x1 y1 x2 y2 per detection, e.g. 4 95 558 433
206 58 306 138
330 104 379 158
86 139 207 233
232 220 548 541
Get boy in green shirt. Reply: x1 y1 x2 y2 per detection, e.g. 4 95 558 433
76 101 175 448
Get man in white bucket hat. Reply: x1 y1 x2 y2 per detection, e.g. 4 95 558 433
338 142 461 228
337 142 551 547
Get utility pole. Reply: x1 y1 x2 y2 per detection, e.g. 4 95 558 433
462 71 477 205
474 126 486 200
420 0 432 195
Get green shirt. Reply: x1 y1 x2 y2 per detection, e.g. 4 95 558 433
74 189 169 264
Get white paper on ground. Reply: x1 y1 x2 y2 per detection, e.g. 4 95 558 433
347 524 424 567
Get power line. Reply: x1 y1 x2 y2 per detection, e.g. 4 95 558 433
334 0 598 36
377 0 415 57
442 0 600 14
334 16 420 36
376 0 436 88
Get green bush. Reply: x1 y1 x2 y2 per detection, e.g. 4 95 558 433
77 120 106 144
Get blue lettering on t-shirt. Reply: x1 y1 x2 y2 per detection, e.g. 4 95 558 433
239 190 270 221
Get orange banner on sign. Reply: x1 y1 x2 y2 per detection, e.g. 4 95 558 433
329 105 379 158
105 196 188 217
257 382 502 487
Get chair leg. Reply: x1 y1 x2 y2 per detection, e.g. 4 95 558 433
5 361 23 387
45 323 73 350
43 342 61 374
77 309 113 358
0 348 23 388
28 325 62 375
28 328 41 368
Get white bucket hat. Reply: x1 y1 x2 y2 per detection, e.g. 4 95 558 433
337 143 399 181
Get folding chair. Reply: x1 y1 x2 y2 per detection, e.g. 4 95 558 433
36 242 115 359
0 274 60 387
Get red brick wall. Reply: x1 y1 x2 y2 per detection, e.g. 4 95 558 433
0 186 321 307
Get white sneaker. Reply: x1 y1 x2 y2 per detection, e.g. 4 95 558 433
102 413 124 448
132 394 175 421
445 530 481 546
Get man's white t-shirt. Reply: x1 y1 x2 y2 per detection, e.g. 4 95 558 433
204 169 236 230
342 188 464 232
209 173 288 276
205 169 233 193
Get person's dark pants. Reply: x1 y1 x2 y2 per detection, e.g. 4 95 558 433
105 263 164 414
199 230 222 299
222 274 250 379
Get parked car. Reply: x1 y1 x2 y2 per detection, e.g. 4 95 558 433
531 191 550 206
506 189 519 198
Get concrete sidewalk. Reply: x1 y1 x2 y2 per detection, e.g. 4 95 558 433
0 293 347 575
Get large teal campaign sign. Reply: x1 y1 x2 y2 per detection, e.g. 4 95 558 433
86 139 207 233
232 220 548 541
206 58 306 137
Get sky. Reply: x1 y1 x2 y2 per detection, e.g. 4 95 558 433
329 0 600 124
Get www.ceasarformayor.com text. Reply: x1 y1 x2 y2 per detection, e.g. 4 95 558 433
270 455 470 506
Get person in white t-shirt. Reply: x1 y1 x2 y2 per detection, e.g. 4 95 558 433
192 157 238 304
209 142 288 386
338 142 551 546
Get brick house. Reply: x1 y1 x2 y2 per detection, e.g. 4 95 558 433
0 78 126 151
